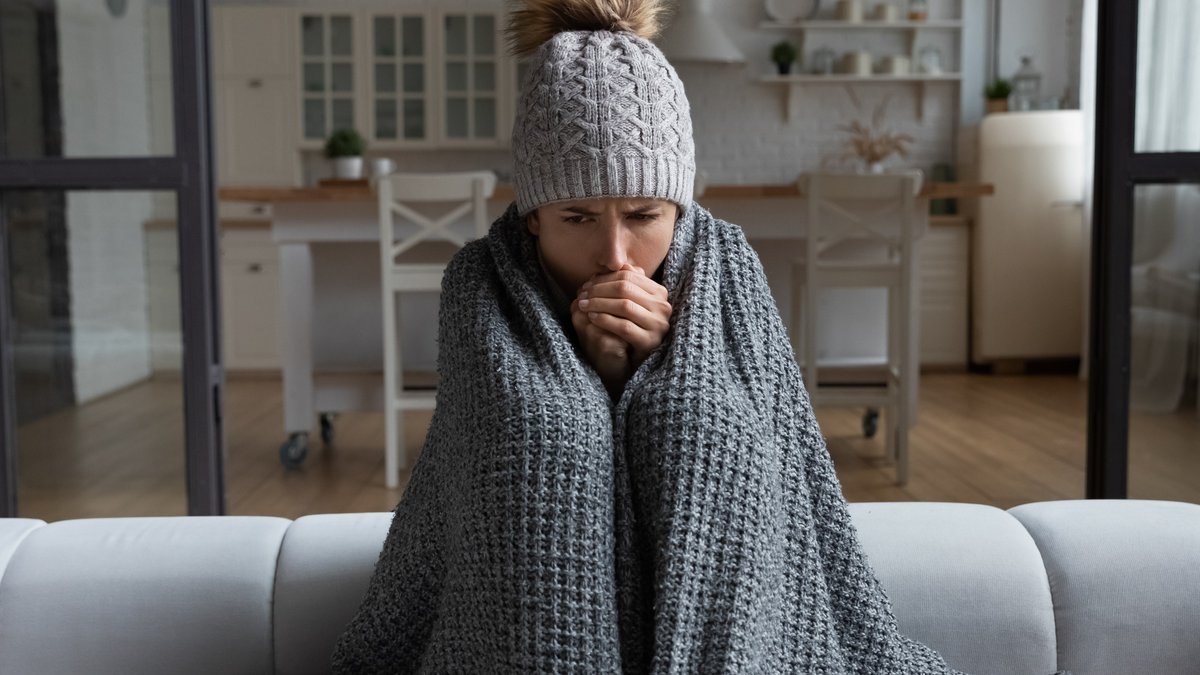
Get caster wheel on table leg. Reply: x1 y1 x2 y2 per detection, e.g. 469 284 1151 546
280 432 309 469
319 413 337 446
862 408 880 439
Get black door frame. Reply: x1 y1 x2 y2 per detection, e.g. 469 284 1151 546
1088 0 1200 497
0 0 224 516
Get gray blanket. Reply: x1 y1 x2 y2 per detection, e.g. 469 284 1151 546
332 201 962 673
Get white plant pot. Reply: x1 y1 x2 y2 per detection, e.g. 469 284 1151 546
333 157 363 180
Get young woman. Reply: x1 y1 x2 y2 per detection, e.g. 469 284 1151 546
332 1 967 672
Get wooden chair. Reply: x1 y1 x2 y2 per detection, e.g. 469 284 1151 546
378 171 496 488
791 172 922 485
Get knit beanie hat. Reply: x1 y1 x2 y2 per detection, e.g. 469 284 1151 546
507 0 696 216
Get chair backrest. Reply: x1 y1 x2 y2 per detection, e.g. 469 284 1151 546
378 170 497 265
800 172 922 266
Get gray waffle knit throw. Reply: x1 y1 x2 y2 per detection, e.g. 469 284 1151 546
511 29 695 215
332 201 962 674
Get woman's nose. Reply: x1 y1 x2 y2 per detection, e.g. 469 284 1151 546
597 220 629 271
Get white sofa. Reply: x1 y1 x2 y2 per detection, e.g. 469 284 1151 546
0 500 1196 674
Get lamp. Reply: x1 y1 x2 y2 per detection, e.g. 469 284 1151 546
655 0 745 64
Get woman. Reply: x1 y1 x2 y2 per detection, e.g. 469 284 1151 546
332 1 965 672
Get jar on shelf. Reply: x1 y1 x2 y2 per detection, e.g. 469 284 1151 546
811 47 837 75
918 45 944 75
908 0 929 21
1011 56 1042 111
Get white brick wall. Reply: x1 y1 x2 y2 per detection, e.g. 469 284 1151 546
58 0 155 403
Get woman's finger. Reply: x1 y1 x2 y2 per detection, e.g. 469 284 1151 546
585 311 660 355
578 296 668 334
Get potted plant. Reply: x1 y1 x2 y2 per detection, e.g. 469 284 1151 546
984 79 1012 114
325 128 367 180
771 40 798 76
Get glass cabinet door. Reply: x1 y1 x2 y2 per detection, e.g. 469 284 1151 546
370 14 429 143
441 13 499 143
300 12 356 141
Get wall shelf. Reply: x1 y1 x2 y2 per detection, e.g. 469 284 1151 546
759 74 963 123
760 20 963 30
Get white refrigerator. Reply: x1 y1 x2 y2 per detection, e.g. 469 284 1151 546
973 111 1087 365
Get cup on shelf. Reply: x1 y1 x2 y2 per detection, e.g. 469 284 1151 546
836 0 864 22
370 157 395 180
879 55 910 75
842 50 873 76
871 3 898 22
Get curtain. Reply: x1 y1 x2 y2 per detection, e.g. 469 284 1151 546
1127 0 1200 413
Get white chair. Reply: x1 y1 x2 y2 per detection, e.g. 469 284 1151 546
791 172 922 485
378 171 496 488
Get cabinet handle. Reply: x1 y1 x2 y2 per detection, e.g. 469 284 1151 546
248 78 263 88
252 205 266 214
247 263 262 273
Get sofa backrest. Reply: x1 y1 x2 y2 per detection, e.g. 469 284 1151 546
0 501 1197 674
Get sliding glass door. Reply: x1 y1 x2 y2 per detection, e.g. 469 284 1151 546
0 0 223 516
1089 0 1200 499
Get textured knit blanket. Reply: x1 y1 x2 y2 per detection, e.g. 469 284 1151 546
332 201 963 673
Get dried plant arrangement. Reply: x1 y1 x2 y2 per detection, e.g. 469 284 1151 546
828 88 915 172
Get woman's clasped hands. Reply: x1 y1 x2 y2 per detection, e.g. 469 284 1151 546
570 263 672 399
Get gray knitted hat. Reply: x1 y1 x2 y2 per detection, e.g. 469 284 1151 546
508 1 695 215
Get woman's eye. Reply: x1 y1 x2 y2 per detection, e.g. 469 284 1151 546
563 215 587 224
630 213 658 221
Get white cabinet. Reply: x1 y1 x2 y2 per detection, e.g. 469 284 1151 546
215 76 299 186
213 6 295 77
221 230 282 371
145 227 281 372
212 6 299 186
366 11 432 144
919 218 970 367
298 10 359 141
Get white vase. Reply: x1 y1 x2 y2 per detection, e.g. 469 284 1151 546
333 157 363 180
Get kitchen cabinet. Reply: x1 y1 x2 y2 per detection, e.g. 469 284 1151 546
212 6 299 186
919 217 970 367
146 227 281 372
221 230 282 371
366 12 432 143
298 10 358 141
295 6 514 148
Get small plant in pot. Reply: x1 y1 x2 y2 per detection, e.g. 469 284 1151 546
325 128 367 180
771 40 798 76
984 79 1012 114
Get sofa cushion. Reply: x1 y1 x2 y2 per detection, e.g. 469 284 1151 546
0 518 43 583
1009 499 1200 675
849 502 1058 675
0 516 290 675
273 512 393 675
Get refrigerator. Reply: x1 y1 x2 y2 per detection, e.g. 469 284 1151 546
973 110 1087 365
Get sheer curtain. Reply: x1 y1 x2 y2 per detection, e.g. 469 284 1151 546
1127 0 1200 412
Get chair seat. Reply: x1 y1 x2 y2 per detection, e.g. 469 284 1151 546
392 390 437 411
389 263 448 292
798 262 902 289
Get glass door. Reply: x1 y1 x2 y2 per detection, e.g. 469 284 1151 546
0 1 223 516
1088 0 1200 500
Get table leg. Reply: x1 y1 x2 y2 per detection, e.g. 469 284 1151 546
278 242 314 434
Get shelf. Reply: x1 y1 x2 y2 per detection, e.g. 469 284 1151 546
760 20 963 30
761 74 962 83
759 74 963 123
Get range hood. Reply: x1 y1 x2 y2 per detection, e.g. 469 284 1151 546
655 0 746 64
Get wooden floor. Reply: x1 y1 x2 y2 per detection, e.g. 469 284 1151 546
15 373 1199 521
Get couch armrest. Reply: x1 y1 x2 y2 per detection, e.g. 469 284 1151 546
1009 499 1200 675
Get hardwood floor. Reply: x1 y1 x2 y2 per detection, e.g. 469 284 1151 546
14 373 1198 521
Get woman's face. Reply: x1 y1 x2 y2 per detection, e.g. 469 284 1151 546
526 197 678 297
